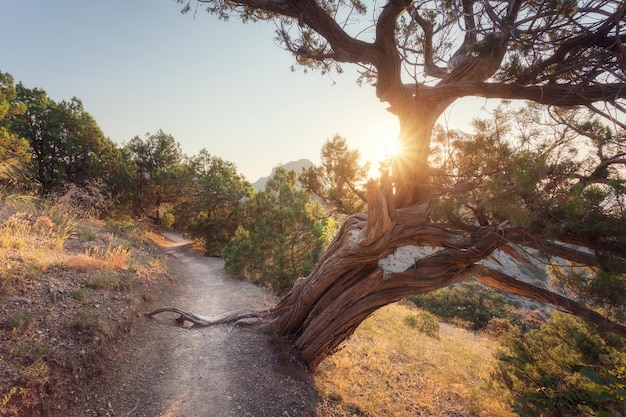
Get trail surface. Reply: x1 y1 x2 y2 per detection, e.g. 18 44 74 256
83 233 319 417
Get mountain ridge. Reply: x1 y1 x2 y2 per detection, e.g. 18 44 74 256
251 158 314 191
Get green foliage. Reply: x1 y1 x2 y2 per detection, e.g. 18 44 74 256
403 309 440 338
223 167 334 294
86 271 120 290
105 219 140 236
431 104 625 241
11 83 120 195
430 103 626 321
20 359 49 388
123 130 183 220
78 227 97 241
496 312 626 416
4 309 33 335
71 308 100 331
177 150 253 256
298 134 369 216
0 71 29 167
70 288 90 302
161 209 175 230
409 281 523 330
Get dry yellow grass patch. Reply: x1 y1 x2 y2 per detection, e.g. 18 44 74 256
0 211 72 293
102 245 132 271
64 253 107 272
64 245 131 273
315 303 515 417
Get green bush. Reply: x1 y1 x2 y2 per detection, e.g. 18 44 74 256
70 288 90 302
222 168 331 294
86 271 119 290
403 310 440 338
496 312 626 416
409 281 522 330
72 309 100 331
5 309 33 334
78 227 97 241
161 211 175 230
105 219 139 236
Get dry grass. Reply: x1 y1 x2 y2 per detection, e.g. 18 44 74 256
0 199 75 294
0 194 172 416
64 253 107 272
315 303 515 417
64 245 131 273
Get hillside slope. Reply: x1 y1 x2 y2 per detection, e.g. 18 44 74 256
0 212 172 416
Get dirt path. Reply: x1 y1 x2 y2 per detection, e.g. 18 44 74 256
81 233 319 417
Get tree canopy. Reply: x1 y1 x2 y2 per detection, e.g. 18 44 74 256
124 130 183 220
180 149 254 256
0 72 28 165
11 83 120 195
298 134 369 216
224 167 333 293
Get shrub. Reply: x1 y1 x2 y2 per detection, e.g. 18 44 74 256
105 219 139 236
103 245 131 271
20 360 49 388
409 281 517 330
72 309 100 330
481 317 515 339
86 271 120 290
64 254 106 272
403 310 440 338
161 210 175 230
4 310 33 335
496 311 626 416
52 181 111 219
78 227 97 241
70 288 90 302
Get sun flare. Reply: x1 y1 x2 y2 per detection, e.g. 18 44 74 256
381 136 401 158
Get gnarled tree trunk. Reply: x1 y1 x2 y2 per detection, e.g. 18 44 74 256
268 105 490 369
267 184 503 369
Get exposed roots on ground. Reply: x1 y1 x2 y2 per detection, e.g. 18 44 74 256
144 307 269 327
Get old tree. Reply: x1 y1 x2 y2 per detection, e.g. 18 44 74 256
152 0 626 370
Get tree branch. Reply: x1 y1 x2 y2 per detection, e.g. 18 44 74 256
473 265 626 338
427 82 626 107
409 6 448 79
373 0 414 103
145 307 267 326
503 227 626 270
295 0 376 64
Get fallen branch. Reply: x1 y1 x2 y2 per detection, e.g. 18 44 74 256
4 297 32 304
144 307 267 326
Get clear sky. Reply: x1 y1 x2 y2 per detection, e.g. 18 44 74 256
1 0 485 182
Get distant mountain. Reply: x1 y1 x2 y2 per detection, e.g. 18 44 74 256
251 159 314 191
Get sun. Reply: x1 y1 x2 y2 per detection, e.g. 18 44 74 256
368 136 403 177
381 136 401 158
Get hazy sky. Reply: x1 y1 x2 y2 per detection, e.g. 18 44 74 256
2 0 485 182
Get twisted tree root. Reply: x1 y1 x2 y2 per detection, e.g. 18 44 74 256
144 307 267 327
